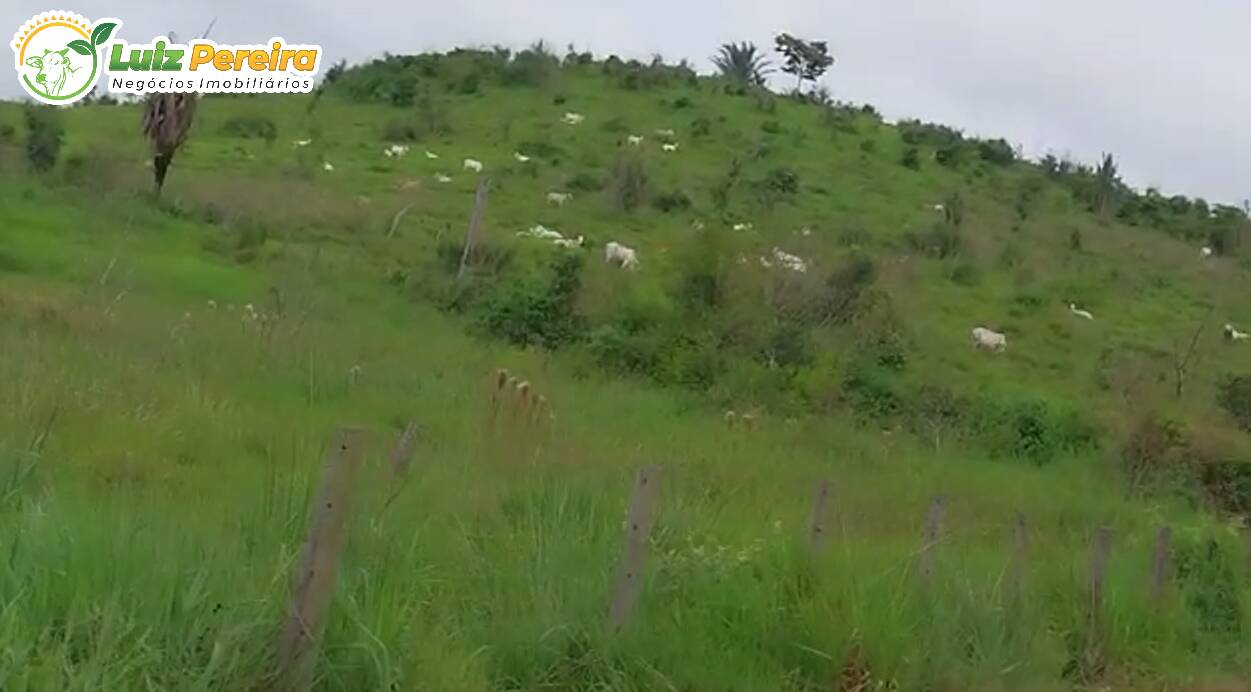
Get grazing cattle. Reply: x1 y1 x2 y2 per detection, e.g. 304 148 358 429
434 173 452 183
971 327 1007 352
661 142 679 152
691 219 705 230
514 152 531 163
25 48 77 96
732 222 754 231
424 150 439 159
605 241 640 270
322 161 335 172
553 235 585 249
547 191 573 206
932 204 945 212
627 135 644 146
655 128 676 137
1069 303 1094 320
562 112 585 125
463 158 484 172
293 139 312 148
518 224 564 240
770 248 808 273
1201 246 1214 258
384 144 409 158
798 227 812 237
1226 324 1250 341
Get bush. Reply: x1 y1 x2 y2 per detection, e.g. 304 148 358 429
671 96 693 109
389 74 418 106
610 153 649 212
23 105 63 174
978 138 1016 165
948 262 981 287
652 190 692 213
382 119 418 142
1175 538 1243 638
1121 414 1188 490
906 224 963 259
0 123 15 143
761 120 784 135
482 253 585 349
859 139 876 154
900 147 921 170
1217 375 1251 432
220 114 278 143
691 117 712 138
566 172 603 192
973 398 1097 465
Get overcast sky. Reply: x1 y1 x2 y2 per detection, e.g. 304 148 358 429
6 1 1249 204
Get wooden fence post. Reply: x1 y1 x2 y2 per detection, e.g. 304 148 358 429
609 465 662 629
919 495 948 587
1083 525 1113 675
807 479 834 554
275 427 368 691
1005 511 1027 617
457 178 490 280
1149 526 1171 605
387 420 420 480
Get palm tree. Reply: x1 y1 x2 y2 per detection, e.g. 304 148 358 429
712 42 771 88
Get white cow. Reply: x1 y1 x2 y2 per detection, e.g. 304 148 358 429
1201 246 1214 258
322 161 335 172
293 139 312 148
562 112 585 125
1225 324 1250 341
605 241 640 270
655 128 676 137
1069 303 1094 320
434 173 452 183
971 327 1007 352
518 224 564 240
424 150 439 160
553 235 585 249
626 135 644 146
771 248 808 273
732 222 754 231
463 158 484 172
547 192 573 207
384 144 409 158
661 143 679 152
514 152 531 163
25 48 77 96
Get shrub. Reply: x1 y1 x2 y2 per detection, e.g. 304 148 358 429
0 123 15 143
23 105 63 174
978 138 1016 165
482 253 585 349
1121 414 1188 490
906 224 963 259
900 147 921 170
1175 538 1243 638
652 190 692 213
948 262 981 287
503 44 560 87
755 167 800 207
671 96 693 109
389 74 418 106
691 117 712 138
973 398 1097 465
761 120 784 135
1217 375 1251 432
610 153 649 212
566 172 603 192
935 145 963 168
220 114 278 143
382 119 418 142
859 139 876 154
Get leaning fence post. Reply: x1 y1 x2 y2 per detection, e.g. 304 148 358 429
275 427 368 691
807 479 834 554
1149 526 1171 605
387 420 420 480
609 465 662 629
457 178 490 280
919 495 948 588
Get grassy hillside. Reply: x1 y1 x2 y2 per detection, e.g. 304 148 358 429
2 46 1251 690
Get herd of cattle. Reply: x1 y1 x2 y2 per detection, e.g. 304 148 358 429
294 111 1248 356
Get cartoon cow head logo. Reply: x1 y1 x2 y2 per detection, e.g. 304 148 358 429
12 11 120 105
